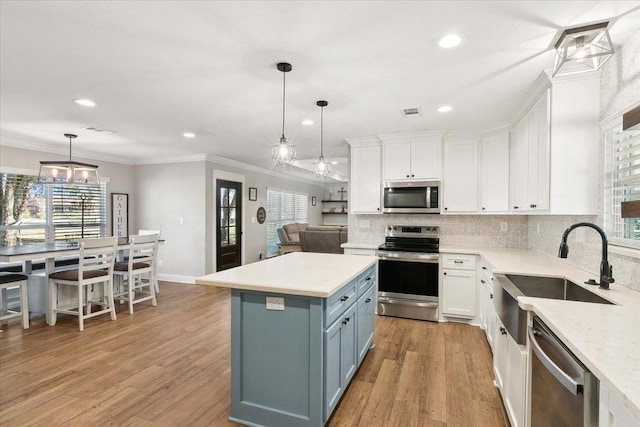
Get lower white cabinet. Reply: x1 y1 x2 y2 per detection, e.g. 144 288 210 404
441 254 477 318
600 383 640 427
493 317 527 427
479 273 495 352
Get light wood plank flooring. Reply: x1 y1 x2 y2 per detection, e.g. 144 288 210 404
1 282 508 426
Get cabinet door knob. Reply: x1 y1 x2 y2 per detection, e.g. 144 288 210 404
513 206 519 209
482 266 487 270
340 295 350 302
481 279 486 284
406 174 410 178
365 298 372 303
500 327 507 335
490 293 494 299
482 207 486 210
443 272 447 275
444 207 448 211
411 174 414 178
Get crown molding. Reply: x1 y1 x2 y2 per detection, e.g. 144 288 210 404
0 134 136 165
377 129 447 142
345 136 381 147
509 72 552 126
443 122 511 140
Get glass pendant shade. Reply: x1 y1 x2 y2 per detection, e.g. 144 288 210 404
272 62 296 167
37 134 100 185
552 22 614 77
313 100 330 178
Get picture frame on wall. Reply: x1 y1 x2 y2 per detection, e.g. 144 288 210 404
111 193 129 238
249 187 257 201
312 196 317 206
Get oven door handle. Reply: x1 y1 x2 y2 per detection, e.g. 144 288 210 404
378 296 438 308
528 327 583 396
377 254 439 263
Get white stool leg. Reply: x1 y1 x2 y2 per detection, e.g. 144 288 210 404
78 284 84 332
149 273 157 307
20 281 29 329
128 273 134 315
48 280 57 326
107 278 117 321
1 287 7 326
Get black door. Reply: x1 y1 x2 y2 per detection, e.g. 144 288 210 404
216 180 242 271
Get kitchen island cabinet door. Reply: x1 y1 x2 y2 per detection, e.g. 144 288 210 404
324 303 357 421
357 285 375 365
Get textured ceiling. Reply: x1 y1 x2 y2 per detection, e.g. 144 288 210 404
1 1 639 181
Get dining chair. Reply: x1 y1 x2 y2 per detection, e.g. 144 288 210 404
0 273 29 329
113 233 158 314
137 229 161 293
49 237 118 331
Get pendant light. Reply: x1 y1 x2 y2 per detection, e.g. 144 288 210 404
272 62 296 167
312 100 330 178
37 134 100 185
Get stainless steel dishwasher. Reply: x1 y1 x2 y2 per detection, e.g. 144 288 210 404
529 316 599 427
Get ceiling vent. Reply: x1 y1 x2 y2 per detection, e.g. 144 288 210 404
83 126 116 135
402 107 422 118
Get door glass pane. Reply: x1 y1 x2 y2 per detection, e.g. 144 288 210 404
220 188 229 207
220 226 228 246
220 208 227 227
229 208 236 226
229 230 236 245
229 188 236 207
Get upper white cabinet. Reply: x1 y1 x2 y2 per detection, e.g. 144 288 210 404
510 90 550 212
381 132 443 181
443 139 479 213
349 139 382 214
510 73 600 215
480 133 510 213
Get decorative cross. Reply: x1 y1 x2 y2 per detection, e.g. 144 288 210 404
338 186 347 201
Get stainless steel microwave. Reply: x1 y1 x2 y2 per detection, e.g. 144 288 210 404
383 181 441 214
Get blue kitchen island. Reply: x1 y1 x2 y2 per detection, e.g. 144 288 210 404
196 252 377 427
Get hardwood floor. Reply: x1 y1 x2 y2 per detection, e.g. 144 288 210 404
0 282 508 426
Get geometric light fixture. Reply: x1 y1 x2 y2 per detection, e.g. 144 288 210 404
272 62 296 167
37 133 100 185
312 100 330 178
552 21 615 77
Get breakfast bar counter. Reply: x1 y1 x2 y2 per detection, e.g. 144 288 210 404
196 252 377 427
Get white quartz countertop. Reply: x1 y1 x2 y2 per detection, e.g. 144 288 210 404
440 245 640 419
195 252 377 298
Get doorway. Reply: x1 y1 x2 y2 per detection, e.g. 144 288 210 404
216 179 242 271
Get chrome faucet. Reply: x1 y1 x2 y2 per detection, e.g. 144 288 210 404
558 222 614 289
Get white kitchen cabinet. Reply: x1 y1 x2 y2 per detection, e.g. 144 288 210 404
349 142 382 214
510 89 550 212
510 73 600 214
382 135 442 181
479 132 510 213
600 383 640 427
479 268 495 352
442 139 479 213
441 253 477 318
493 316 527 427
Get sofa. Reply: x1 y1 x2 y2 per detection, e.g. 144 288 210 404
276 223 308 254
299 226 348 254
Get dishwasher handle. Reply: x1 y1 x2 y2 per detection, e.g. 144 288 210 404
528 327 583 396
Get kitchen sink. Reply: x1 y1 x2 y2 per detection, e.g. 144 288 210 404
493 274 614 344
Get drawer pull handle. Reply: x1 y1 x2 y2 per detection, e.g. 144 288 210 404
482 266 487 270
500 327 507 336
365 277 371 281
342 316 351 325
481 279 486 284
340 295 350 302
454 260 464 264
490 293 494 299
365 298 372 303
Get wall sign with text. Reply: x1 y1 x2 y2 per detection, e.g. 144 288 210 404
111 193 129 238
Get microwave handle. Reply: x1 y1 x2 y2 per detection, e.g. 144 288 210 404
426 187 431 208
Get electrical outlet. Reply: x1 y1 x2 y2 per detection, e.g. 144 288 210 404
500 222 508 232
266 297 285 311
359 220 370 229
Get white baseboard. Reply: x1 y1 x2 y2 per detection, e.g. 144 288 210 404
157 273 196 284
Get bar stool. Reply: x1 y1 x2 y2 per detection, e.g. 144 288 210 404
0 273 29 329
113 233 158 314
49 237 118 331
136 229 161 293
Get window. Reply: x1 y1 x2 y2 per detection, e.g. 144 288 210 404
1 173 107 246
266 188 308 256
604 125 640 249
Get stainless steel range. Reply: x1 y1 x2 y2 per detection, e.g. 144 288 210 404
376 225 439 321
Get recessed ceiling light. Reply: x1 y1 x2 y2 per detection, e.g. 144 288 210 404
74 99 96 107
302 119 314 126
183 132 195 138
437 105 453 113
438 34 462 48
331 161 338 165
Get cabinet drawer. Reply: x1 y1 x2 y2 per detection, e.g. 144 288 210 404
357 265 376 297
325 279 357 327
442 254 476 270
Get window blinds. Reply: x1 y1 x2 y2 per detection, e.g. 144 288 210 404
266 188 309 256
604 126 640 247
